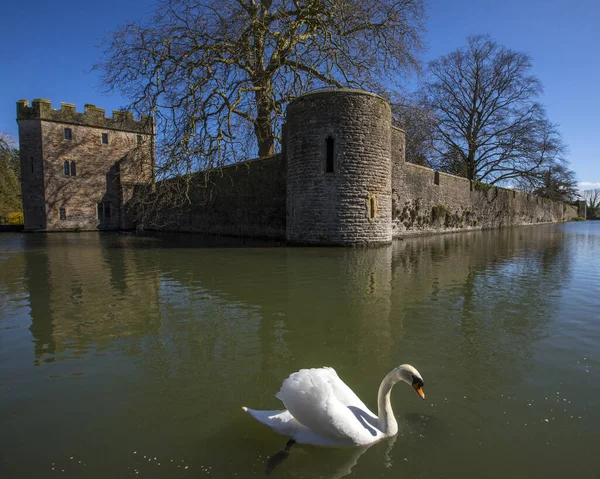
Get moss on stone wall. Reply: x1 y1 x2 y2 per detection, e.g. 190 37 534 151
473 180 493 192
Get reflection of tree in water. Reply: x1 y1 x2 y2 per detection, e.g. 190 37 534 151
390 226 573 389
23 233 162 365
0 236 27 303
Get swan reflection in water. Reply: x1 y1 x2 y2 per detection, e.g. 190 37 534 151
264 413 445 477
270 433 398 478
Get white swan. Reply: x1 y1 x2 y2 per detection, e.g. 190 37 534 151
242 364 425 447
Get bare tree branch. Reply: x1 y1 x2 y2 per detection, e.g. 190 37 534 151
96 0 425 173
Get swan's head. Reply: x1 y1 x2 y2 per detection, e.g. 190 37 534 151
396 364 425 400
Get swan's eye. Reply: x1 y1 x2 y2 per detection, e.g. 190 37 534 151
411 376 424 388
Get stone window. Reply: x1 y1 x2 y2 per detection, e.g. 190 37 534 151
98 202 112 221
64 160 77 176
59 207 67 220
366 194 377 222
137 135 143 146
102 133 109 145
325 136 335 173
64 128 72 140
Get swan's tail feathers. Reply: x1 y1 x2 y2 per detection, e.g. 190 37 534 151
242 408 304 437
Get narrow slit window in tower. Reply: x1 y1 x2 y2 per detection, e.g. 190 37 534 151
59 207 67 220
102 133 109 145
64 128 72 140
325 137 334 173
70 161 76 177
370 197 376 219
63 160 70 176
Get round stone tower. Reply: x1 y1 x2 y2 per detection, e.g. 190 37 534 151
285 90 392 245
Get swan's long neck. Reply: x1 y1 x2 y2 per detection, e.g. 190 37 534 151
376 369 401 436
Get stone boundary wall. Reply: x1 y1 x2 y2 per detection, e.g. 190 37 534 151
143 151 576 244
392 162 578 237
145 154 286 239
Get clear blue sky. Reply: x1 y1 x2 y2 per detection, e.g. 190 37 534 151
1 0 598 187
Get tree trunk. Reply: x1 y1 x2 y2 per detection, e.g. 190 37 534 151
254 89 275 158
467 150 476 180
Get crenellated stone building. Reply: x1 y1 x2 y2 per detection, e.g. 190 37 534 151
17 99 154 231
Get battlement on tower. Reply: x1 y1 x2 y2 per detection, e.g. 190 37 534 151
16 99 153 134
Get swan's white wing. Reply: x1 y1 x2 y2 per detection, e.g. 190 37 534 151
242 407 351 446
314 368 376 415
275 367 381 444
242 408 304 436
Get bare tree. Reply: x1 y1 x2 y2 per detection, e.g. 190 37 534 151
97 0 425 177
422 35 567 185
526 163 579 202
391 96 435 166
582 189 600 219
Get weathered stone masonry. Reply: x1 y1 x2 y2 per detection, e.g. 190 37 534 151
286 91 392 245
147 89 577 244
19 90 577 243
17 99 154 231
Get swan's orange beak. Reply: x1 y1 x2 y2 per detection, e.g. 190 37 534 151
413 383 425 399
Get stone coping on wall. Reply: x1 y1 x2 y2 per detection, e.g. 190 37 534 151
177 154 282 181
16 99 154 134
405 162 434 173
210 153 281 172
288 89 388 106
155 154 282 188
403 161 561 201
436 170 470 183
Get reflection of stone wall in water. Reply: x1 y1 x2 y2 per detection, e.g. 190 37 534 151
341 247 394 369
391 227 571 300
389 226 572 388
24 234 161 364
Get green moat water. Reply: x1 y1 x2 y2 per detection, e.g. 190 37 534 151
1 223 599 478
